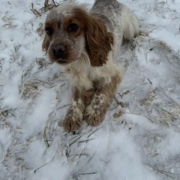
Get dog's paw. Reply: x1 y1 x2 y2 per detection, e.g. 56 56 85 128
63 107 83 131
84 103 106 126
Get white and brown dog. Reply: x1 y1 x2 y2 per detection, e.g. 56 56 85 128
42 0 139 131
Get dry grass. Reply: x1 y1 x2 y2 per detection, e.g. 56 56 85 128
36 23 44 37
31 0 60 17
141 88 159 106
2 15 17 28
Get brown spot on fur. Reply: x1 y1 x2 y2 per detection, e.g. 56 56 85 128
86 16 114 66
73 9 114 67
97 75 121 102
84 74 121 126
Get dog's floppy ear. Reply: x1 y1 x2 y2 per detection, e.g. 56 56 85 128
42 33 50 53
85 16 114 67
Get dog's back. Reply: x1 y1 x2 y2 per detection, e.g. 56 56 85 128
90 0 139 59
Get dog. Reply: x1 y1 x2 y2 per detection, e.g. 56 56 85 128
42 0 139 131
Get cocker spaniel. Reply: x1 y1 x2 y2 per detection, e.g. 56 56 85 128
42 0 139 131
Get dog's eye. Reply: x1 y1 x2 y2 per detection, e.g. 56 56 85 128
45 27 53 36
68 23 78 32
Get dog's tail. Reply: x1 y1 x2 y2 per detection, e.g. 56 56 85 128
121 6 139 41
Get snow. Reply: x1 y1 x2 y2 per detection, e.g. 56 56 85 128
0 0 180 179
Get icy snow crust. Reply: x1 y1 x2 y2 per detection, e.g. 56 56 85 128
0 0 180 179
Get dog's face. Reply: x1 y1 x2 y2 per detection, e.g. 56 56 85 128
42 3 114 66
42 4 86 65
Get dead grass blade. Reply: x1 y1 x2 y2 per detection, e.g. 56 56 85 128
30 3 41 17
34 150 58 173
40 0 58 13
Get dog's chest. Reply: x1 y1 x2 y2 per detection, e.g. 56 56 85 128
64 63 95 91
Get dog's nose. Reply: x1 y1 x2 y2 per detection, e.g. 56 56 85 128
52 44 65 59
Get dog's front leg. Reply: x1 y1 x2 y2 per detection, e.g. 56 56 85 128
63 87 85 131
84 76 121 126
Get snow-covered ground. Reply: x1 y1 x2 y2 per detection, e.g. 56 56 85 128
0 0 180 179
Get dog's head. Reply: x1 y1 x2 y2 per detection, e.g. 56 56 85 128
42 2 114 66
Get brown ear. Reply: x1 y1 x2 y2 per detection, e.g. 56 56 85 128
85 17 114 67
42 34 50 53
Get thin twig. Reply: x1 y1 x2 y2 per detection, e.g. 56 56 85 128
34 150 58 173
57 104 69 110
88 127 100 138
79 172 97 175
73 172 97 179
43 126 50 147
21 162 28 169
52 0 57 6
87 151 96 163
151 167 177 179
78 138 94 143
69 136 82 146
